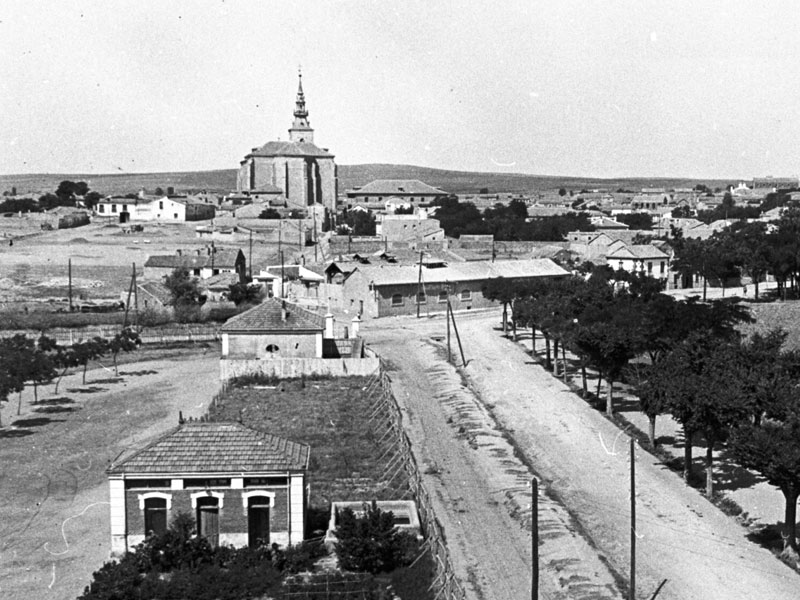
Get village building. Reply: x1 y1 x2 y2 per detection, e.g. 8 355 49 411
340 258 568 318
375 214 445 245
219 298 376 380
606 244 670 281
95 195 216 222
346 179 448 206
236 72 337 218
143 248 246 282
106 421 310 555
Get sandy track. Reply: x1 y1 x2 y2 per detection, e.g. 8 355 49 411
0 350 221 600
366 311 800 600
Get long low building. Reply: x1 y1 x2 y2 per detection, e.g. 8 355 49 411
341 258 569 318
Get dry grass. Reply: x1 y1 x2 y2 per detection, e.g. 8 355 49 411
740 300 800 351
208 376 405 507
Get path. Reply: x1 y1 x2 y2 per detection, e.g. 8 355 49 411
0 348 221 600
366 310 800 600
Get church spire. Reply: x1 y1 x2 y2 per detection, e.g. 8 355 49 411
289 68 314 143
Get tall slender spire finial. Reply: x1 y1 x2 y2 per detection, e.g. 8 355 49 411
289 68 313 143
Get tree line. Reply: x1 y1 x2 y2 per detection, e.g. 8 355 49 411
486 270 800 551
671 207 800 301
0 329 140 424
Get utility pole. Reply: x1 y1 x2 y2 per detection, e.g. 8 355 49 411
312 207 318 262
447 299 467 367
532 477 539 600
446 297 451 363
248 230 253 280
416 250 423 319
630 438 636 600
280 250 285 299
68 258 73 311
132 262 138 330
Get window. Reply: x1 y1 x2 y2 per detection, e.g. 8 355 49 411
391 294 403 306
98 204 105 213
159 201 163 209
266 344 279 353
438 291 448 303
173 213 178 219
196 496 220 548
618 261 623 270
126 479 170 490
647 262 653 274
193 269 201 276
660 261 666 274
416 291 426 304
460 290 472 301
122 204 128 211
185 478 231 488
144 497 168 537
244 477 287 487
111 204 117 213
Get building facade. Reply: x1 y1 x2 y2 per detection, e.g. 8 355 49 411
236 73 337 215
96 196 216 222
107 421 310 555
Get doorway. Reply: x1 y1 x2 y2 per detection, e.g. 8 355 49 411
196 496 220 548
247 496 270 547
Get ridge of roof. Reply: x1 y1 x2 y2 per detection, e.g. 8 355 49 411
220 297 324 332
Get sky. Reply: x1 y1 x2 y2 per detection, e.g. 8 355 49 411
1 0 799 180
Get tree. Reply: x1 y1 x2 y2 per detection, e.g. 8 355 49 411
729 417 800 551
165 268 206 307
74 338 110 384
0 335 31 425
334 501 418 574
83 191 102 210
228 283 264 307
615 212 653 230
558 187 567 197
108 329 140 376
340 210 376 236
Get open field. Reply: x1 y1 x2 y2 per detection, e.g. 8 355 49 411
0 220 297 305
0 348 221 600
1 164 736 196
208 375 403 508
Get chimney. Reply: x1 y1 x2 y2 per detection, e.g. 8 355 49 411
324 312 335 339
176 249 182 256
281 301 287 322
301 255 306 266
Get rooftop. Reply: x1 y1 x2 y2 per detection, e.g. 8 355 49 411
246 140 333 159
108 421 310 474
349 179 448 196
220 298 324 333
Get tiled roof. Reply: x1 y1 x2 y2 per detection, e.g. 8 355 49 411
220 298 324 332
352 259 568 287
247 140 333 158
137 281 173 306
144 249 243 270
108 422 309 474
202 272 241 290
607 245 669 260
350 179 448 196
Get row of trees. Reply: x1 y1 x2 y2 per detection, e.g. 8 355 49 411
488 270 800 549
0 329 140 424
672 208 800 301
432 196 594 241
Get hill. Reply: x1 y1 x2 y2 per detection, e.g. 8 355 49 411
0 164 736 197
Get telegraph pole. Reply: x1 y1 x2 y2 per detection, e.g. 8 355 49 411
280 250 285 299
68 258 73 311
630 438 636 600
248 230 253 280
532 477 539 600
416 250 423 319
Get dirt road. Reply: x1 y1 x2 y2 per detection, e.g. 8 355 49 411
0 349 221 600
366 311 800 600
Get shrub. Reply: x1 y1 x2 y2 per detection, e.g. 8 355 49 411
334 501 421 574
272 539 327 574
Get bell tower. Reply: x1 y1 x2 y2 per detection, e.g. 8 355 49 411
288 69 314 144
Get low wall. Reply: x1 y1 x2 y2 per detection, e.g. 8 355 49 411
220 356 380 381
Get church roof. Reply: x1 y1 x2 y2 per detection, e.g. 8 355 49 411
247 140 333 158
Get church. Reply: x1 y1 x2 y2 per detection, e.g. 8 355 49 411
236 72 338 215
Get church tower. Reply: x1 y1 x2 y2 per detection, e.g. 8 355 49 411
288 70 314 144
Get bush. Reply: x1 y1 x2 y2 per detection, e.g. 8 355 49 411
272 539 327 574
334 501 421 574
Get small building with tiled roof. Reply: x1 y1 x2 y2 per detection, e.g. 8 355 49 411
220 298 325 359
95 195 215 222
606 244 670 281
346 179 448 205
143 248 246 282
107 421 310 554
235 71 336 219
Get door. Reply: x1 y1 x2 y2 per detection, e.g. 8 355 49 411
196 497 219 548
247 497 270 547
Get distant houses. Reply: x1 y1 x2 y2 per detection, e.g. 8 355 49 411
346 179 449 207
95 195 216 222
143 248 246 281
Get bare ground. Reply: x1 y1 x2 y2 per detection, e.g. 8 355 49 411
364 310 800 600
